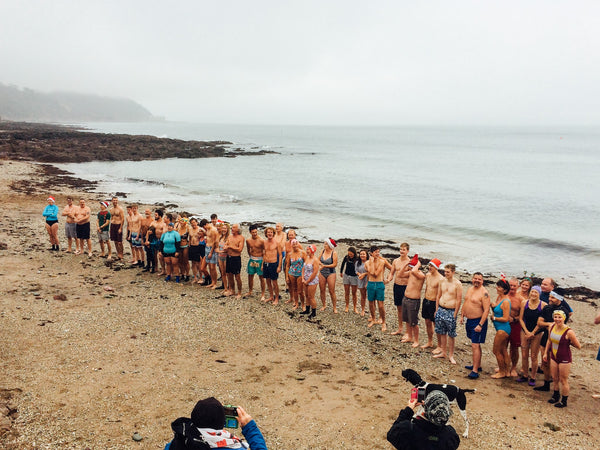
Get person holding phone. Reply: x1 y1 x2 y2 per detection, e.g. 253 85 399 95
165 397 267 449
387 390 460 449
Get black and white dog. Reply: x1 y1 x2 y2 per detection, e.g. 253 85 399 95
401 368 475 438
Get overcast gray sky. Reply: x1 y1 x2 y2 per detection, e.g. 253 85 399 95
1 0 599 125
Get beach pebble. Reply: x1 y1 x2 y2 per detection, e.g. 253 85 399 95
132 432 143 441
103 285 114 291
0 416 12 431
53 294 67 301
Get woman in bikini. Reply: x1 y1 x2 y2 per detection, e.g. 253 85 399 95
517 286 547 385
490 278 511 379
543 309 581 407
176 216 191 282
318 238 338 313
284 229 302 298
285 239 306 310
301 244 320 319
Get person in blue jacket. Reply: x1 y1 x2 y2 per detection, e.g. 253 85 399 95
165 397 267 450
43 196 60 251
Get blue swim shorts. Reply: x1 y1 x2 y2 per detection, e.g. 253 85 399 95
247 257 263 276
465 318 488 344
367 281 385 302
434 307 457 338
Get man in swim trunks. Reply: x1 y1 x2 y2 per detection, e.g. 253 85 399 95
225 223 245 299
128 204 144 267
150 210 166 275
433 263 462 365
421 258 443 350
204 221 219 289
461 272 491 378
402 259 426 347
365 246 392 332
125 206 135 263
263 227 282 304
74 198 92 256
188 218 203 282
96 201 112 258
245 224 266 300
387 243 410 337
109 196 125 260
62 197 77 253
508 277 524 377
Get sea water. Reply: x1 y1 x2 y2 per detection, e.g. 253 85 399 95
57 122 600 289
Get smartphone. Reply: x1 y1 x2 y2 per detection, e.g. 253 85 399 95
223 405 238 428
410 387 419 401
410 387 426 402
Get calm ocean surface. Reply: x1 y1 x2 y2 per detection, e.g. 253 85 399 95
58 122 600 289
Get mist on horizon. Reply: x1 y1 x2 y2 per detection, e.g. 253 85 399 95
1 1 599 126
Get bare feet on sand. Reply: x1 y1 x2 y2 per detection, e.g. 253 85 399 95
449 356 457 364
420 343 434 349
431 347 443 355
391 329 404 336
411 341 419 348
433 353 446 359
381 323 387 332
491 372 509 379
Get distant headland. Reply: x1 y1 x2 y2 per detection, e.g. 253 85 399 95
0 82 159 122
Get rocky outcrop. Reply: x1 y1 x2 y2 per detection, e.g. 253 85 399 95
0 121 276 163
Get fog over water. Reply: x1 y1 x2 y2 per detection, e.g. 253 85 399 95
2 1 600 126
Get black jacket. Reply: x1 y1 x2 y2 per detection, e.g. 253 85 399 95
387 407 460 450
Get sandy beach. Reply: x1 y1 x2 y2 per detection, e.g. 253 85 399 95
1 159 600 449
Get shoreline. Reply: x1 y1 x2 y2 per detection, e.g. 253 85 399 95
1 159 600 449
15 159 600 300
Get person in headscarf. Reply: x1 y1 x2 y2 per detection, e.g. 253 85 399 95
387 390 460 449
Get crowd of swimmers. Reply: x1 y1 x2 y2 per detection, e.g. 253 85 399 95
42 195 597 409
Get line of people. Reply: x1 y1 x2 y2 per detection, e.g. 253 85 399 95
44 196 585 406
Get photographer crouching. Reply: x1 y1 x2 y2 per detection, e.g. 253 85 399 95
165 397 267 450
387 390 460 450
